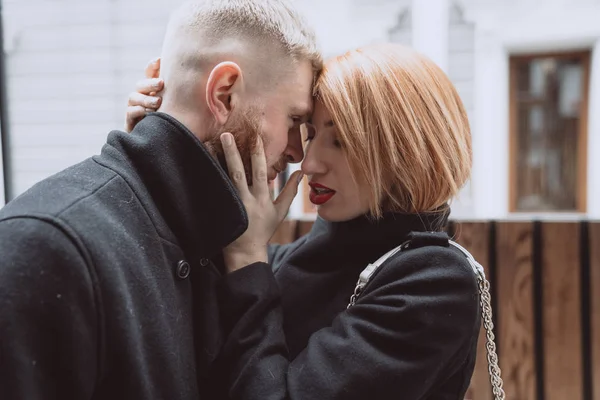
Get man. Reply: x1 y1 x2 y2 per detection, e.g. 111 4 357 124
0 0 320 398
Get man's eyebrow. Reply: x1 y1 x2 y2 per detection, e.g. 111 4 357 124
291 103 312 119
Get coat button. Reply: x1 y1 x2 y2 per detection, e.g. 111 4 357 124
200 258 210 267
176 260 190 280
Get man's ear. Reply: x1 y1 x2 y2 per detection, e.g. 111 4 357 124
206 62 244 125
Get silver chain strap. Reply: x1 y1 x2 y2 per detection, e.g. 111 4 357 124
475 269 506 400
347 240 505 400
449 241 505 400
347 285 362 309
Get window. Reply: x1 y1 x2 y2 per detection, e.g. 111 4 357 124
509 51 590 212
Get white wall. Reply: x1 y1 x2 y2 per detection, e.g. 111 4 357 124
465 0 600 219
369 0 600 219
3 0 186 198
3 0 599 219
2 0 394 204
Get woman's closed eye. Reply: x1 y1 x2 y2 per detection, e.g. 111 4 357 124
303 123 316 142
303 124 343 149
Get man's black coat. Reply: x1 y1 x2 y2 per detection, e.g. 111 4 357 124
0 113 260 399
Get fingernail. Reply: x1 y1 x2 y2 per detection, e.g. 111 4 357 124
152 79 162 88
221 133 232 146
297 172 304 184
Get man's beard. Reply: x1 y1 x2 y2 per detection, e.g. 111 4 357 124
206 107 287 186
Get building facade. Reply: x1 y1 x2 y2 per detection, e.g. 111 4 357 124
3 0 600 220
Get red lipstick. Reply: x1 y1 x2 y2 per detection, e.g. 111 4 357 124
308 182 336 205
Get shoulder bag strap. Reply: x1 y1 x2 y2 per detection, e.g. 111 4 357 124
347 238 506 400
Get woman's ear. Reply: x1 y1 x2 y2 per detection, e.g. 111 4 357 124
206 62 244 125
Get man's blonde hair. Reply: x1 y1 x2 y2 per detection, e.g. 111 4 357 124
161 0 322 86
314 43 472 218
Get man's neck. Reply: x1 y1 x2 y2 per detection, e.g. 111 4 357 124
157 104 219 159
102 112 248 259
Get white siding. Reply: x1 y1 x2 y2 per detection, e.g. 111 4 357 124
2 0 361 202
3 0 183 199
4 0 600 219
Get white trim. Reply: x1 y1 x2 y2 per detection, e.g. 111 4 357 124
468 1 600 219
411 0 450 72
0 128 4 206
287 163 305 220
587 39 600 218
471 27 509 219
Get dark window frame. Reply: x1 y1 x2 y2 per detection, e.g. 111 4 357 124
509 50 590 213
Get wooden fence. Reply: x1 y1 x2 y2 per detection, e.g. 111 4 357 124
270 220 600 400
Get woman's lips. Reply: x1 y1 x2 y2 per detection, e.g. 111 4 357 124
308 182 336 205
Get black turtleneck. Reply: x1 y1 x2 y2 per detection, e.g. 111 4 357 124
271 211 449 357
217 209 481 400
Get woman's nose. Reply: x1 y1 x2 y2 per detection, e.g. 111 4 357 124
301 143 327 176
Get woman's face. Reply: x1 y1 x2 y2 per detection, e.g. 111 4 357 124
301 100 371 222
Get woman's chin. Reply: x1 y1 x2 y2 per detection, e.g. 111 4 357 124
316 203 370 222
316 206 348 222
316 205 333 221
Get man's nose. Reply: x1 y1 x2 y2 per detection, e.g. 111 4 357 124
284 127 305 163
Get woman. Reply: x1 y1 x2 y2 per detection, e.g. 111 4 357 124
127 43 493 400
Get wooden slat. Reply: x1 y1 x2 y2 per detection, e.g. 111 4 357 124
275 219 594 399
496 222 537 399
590 223 600 400
270 220 298 244
454 222 493 400
542 223 582 400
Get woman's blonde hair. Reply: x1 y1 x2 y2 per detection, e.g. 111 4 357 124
314 43 472 218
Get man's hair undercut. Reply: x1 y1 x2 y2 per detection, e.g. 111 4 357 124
160 0 322 92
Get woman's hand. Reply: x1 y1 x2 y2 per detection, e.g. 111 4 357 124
125 57 164 132
220 132 303 273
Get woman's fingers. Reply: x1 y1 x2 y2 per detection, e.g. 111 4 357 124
135 78 164 95
128 91 161 109
220 133 250 196
274 170 302 221
125 90 160 132
144 57 161 79
250 136 269 198
124 59 163 132
125 106 147 132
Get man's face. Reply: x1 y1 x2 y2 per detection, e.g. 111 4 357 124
208 106 264 184
209 60 314 183
256 60 314 180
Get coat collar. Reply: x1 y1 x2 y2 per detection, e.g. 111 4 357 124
310 210 449 238
291 209 450 271
94 112 248 260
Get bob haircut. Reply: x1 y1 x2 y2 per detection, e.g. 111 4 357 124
314 43 472 218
